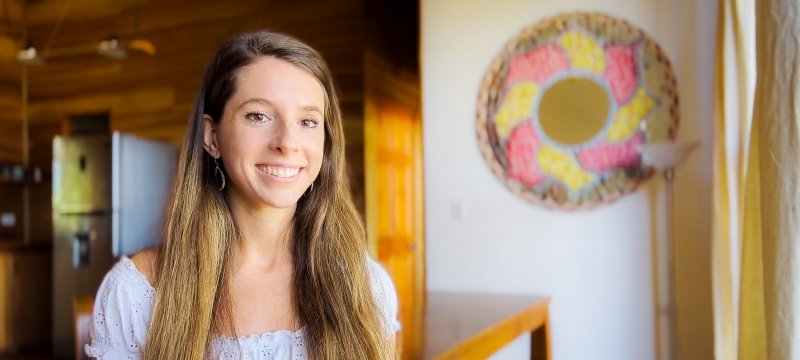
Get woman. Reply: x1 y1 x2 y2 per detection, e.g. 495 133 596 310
85 31 400 359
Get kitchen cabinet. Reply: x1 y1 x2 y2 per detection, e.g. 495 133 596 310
0 244 51 355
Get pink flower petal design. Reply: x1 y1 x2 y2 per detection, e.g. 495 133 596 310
604 43 640 104
505 120 545 186
505 44 570 87
576 132 644 172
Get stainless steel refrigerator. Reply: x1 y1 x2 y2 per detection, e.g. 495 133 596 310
52 132 177 357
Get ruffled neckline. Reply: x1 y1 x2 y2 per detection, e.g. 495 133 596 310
213 327 306 343
120 256 307 343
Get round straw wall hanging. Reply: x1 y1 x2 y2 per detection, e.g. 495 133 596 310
476 12 679 210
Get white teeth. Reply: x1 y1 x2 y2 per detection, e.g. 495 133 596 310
258 165 300 178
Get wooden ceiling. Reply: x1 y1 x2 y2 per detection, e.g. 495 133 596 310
0 0 370 162
0 0 420 231
15 0 364 100
0 0 420 218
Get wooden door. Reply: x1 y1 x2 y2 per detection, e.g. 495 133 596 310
365 98 424 359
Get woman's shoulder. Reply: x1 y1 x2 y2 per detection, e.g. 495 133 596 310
97 254 155 293
91 254 156 318
85 254 155 358
130 248 158 286
365 255 402 334
365 256 392 292
91 252 156 332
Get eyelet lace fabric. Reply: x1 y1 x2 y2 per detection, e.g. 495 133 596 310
85 255 400 359
210 328 308 359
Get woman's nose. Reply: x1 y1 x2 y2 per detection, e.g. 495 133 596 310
269 120 299 153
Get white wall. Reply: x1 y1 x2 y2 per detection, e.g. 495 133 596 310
421 0 717 359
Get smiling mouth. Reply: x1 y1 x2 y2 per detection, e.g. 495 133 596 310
256 165 302 178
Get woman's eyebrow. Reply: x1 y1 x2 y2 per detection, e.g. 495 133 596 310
234 98 322 115
301 105 322 115
234 98 272 111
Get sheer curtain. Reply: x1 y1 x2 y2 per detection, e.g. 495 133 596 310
713 0 755 358
713 0 800 358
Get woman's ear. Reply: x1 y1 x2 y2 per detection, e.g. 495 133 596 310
203 114 220 158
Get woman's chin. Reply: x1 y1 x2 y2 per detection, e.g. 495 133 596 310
228 181 306 210
257 193 303 210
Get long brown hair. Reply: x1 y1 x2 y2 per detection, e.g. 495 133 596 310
143 31 392 359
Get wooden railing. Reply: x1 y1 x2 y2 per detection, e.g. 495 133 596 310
419 292 550 360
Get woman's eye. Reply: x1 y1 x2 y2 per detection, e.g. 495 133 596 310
302 118 319 128
245 112 270 123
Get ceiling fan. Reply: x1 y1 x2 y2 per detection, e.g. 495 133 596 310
0 0 156 64
6 36 156 64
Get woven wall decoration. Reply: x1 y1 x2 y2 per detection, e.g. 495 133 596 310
476 12 679 210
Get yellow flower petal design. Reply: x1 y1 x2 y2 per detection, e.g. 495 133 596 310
494 82 539 139
538 144 597 191
606 88 655 142
559 31 605 74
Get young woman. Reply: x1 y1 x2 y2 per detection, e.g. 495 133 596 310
85 31 400 359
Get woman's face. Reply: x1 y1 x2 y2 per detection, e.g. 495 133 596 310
204 57 326 210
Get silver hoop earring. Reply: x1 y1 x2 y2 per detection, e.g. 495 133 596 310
214 157 226 190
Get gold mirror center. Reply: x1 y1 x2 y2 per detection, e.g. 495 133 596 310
538 77 610 145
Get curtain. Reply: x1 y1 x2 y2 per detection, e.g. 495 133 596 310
713 0 755 358
714 0 800 358
745 0 800 357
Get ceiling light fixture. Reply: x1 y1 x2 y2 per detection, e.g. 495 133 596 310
98 35 128 59
16 42 43 64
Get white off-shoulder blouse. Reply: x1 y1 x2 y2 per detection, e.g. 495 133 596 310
85 256 401 359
